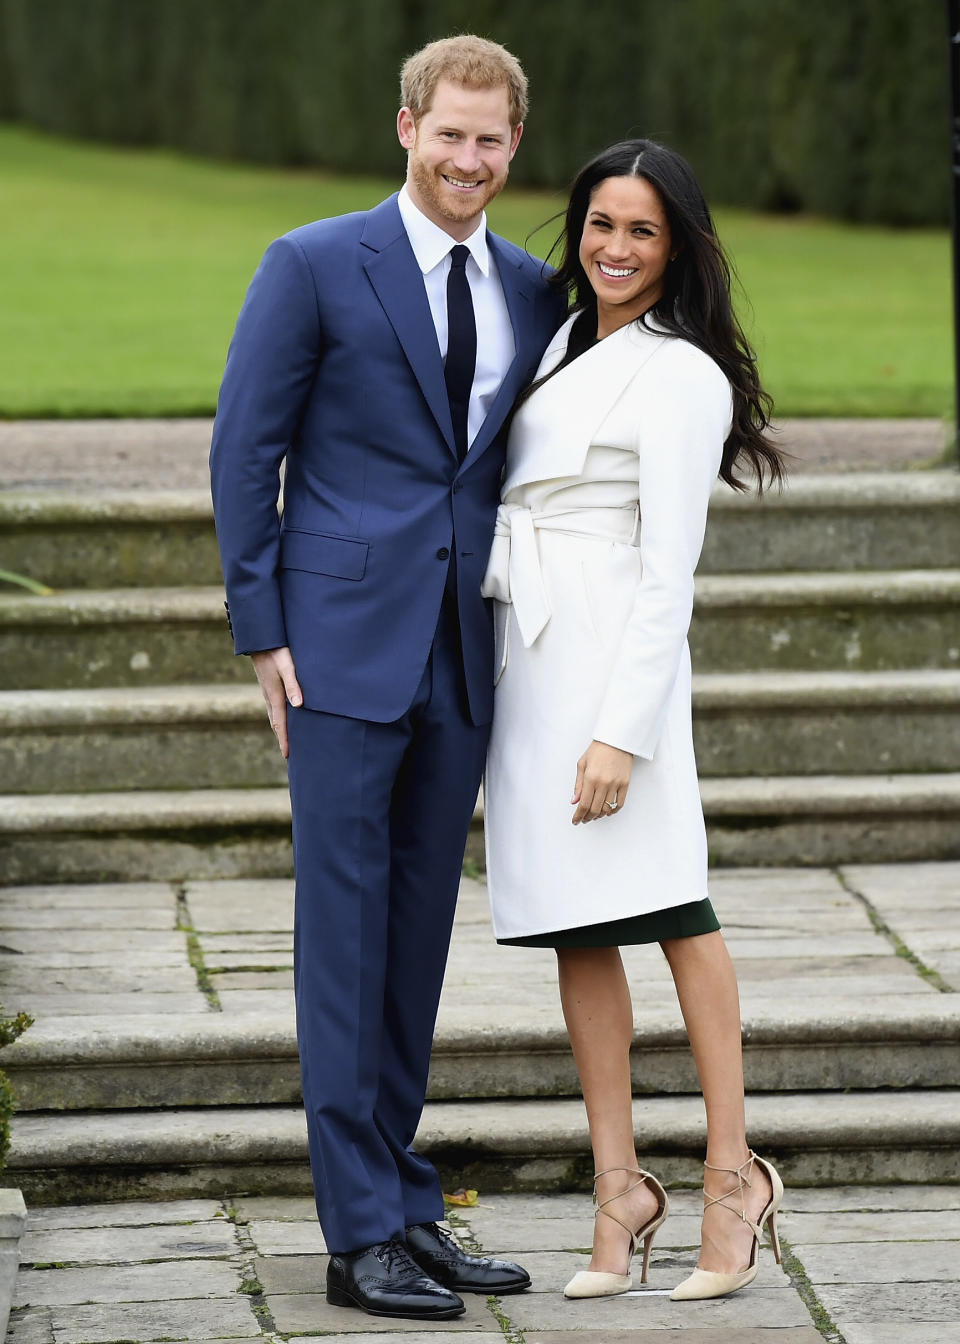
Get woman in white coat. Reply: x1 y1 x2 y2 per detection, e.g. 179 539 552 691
482 140 787 1302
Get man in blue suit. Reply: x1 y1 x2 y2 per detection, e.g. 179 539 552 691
210 35 564 1322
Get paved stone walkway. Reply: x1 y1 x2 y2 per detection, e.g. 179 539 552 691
0 418 952 493
3 863 960 1341
8 1185 960 1343
5 865 956 1027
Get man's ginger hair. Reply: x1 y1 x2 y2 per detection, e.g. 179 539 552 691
400 35 528 129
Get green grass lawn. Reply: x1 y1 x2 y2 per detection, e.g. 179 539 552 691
0 123 952 418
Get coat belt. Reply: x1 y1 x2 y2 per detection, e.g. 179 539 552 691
481 503 639 655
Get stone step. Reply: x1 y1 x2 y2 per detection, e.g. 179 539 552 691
3 570 960 691
693 669 960 775
0 788 293 885
0 685 285 793
3 670 959 794
0 587 240 690
8 1091 959 1203
2 775 960 881
692 569 960 674
5 996 959 1113
0 491 218 591
700 470 960 573
3 472 959 589
704 773 960 865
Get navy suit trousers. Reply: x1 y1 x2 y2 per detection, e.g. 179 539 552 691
286 597 489 1253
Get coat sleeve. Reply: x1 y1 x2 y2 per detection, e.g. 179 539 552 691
209 236 322 655
591 344 732 759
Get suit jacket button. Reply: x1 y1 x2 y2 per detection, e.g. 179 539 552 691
436 547 450 560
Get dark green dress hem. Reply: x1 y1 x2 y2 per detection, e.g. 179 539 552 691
497 897 720 948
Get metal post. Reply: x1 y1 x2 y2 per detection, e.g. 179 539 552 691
949 0 960 457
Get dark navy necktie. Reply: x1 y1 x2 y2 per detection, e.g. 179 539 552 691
444 244 476 462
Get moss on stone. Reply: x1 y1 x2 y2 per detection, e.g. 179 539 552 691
0 1005 32 1169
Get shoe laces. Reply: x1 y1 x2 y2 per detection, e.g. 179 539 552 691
373 1239 422 1275
421 1221 464 1251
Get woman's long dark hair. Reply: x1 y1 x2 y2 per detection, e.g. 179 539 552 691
535 139 785 492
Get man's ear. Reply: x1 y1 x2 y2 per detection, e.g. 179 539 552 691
397 106 417 150
508 122 523 161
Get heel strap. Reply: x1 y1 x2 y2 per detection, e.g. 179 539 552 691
701 1151 762 1238
593 1165 646 1186
591 1167 650 1246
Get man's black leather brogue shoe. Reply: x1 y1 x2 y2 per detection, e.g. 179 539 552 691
325 1238 464 1319
405 1220 532 1294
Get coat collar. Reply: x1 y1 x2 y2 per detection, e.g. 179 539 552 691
397 185 492 276
361 194 538 465
502 314 671 495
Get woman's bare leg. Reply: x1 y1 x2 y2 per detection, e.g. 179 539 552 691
557 946 659 1273
660 931 772 1273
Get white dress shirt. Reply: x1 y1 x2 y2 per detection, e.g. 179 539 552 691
397 185 516 450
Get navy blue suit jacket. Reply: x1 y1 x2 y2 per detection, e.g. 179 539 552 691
210 193 564 725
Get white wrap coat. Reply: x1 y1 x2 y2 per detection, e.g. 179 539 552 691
482 313 733 940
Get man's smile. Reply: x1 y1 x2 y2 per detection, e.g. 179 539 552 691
442 174 485 190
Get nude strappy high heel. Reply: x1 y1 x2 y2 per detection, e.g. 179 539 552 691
564 1166 670 1299
670 1151 783 1301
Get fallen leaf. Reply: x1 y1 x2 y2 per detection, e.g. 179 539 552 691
443 1188 479 1207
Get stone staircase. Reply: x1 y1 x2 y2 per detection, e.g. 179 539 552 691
1 466 959 1202
2 472 960 879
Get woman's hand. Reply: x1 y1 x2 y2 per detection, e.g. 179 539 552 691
571 741 633 824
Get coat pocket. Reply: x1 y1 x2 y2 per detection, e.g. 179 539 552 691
579 559 604 642
580 544 639 646
279 528 369 580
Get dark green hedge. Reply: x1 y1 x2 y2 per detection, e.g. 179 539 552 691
0 0 949 224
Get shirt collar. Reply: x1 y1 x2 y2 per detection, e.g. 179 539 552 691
398 185 491 277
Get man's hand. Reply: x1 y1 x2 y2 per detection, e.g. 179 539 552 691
251 647 303 759
571 741 633 825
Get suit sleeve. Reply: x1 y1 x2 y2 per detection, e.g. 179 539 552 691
591 346 732 759
209 236 321 655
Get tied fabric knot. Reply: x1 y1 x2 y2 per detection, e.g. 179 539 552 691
481 502 640 681
481 504 552 649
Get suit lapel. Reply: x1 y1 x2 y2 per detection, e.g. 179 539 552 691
361 196 458 457
361 205 552 468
